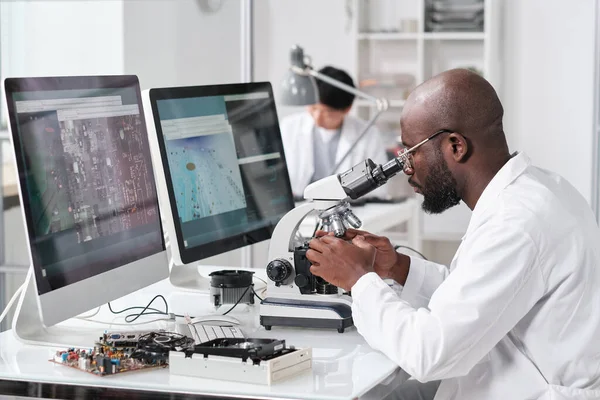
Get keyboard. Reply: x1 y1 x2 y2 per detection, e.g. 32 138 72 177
180 323 245 345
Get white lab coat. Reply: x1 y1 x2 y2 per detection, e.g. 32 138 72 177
351 153 600 400
280 112 388 197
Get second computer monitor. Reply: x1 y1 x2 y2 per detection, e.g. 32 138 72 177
143 82 295 266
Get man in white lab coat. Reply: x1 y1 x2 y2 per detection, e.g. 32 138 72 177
306 69 600 399
279 66 388 198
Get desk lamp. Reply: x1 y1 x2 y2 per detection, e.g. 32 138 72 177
279 45 389 174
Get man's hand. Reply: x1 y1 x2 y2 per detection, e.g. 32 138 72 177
315 228 410 284
306 235 376 292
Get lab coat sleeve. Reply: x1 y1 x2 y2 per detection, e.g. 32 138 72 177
350 220 546 382
399 257 450 309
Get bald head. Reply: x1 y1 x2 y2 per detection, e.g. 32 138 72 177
401 69 506 152
400 69 512 212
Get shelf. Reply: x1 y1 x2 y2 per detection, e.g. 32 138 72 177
355 99 406 108
423 32 485 40
356 32 485 41
357 32 420 41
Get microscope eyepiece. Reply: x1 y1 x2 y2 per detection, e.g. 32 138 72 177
338 157 406 199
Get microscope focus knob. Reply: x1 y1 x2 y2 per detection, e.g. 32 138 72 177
294 274 309 288
266 259 293 284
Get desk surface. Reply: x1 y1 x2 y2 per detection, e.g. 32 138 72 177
0 279 400 400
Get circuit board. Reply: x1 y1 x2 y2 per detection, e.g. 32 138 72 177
49 330 194 376
49 345 167 376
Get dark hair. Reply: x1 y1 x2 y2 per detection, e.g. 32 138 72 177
316 66 355 110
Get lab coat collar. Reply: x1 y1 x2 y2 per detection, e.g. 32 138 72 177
462 152 531 240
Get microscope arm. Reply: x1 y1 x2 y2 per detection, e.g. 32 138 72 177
267 200 338 262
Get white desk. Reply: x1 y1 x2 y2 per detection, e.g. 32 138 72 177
0 278 409 399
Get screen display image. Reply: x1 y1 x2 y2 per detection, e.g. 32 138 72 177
7 79 164 294
161 109 247 223
151 85 294 262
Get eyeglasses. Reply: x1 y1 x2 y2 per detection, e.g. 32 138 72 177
398 129 453 173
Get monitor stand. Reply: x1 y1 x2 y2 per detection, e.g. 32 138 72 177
167 245 255 292
13 268 117 348
167 261 214 317
169 260 211 292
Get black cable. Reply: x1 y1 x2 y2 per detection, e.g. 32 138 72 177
107 282 260 323
108 294 168 315
394 245 428 260
108 294 170 323
221 285 251 316
311 220 321 238
251 286 264 302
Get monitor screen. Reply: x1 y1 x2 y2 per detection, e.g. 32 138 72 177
147 83 295 264
5 76 165 296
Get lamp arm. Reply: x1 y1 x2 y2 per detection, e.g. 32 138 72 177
330 107 385 175
307 68 388 111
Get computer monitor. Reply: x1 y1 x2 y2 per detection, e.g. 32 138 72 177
4 75 168 345
142 82 295 291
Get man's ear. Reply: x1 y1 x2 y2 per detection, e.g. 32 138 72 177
447 132 469 162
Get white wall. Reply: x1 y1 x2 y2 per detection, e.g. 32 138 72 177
254 0 356 118
502 0 596 203
123 0 242 89
0 0 124 125
0 0 124 77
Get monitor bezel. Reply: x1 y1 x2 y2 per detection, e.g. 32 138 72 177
4 76 168 323
147 82 295 265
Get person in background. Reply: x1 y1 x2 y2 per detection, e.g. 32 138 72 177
280 65 388 199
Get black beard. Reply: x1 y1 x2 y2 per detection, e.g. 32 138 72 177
419 149 461 214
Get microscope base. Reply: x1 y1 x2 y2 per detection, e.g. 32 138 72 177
259 297 354 333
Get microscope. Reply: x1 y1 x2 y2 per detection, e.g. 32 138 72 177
260 155 409 333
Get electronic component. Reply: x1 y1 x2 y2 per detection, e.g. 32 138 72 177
191 338 286 361
100 330 150 348
131 331 196 364
50 330 195 376
209 270 254 308
183 322 245 345
50 344 165 376
169 338 312 385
